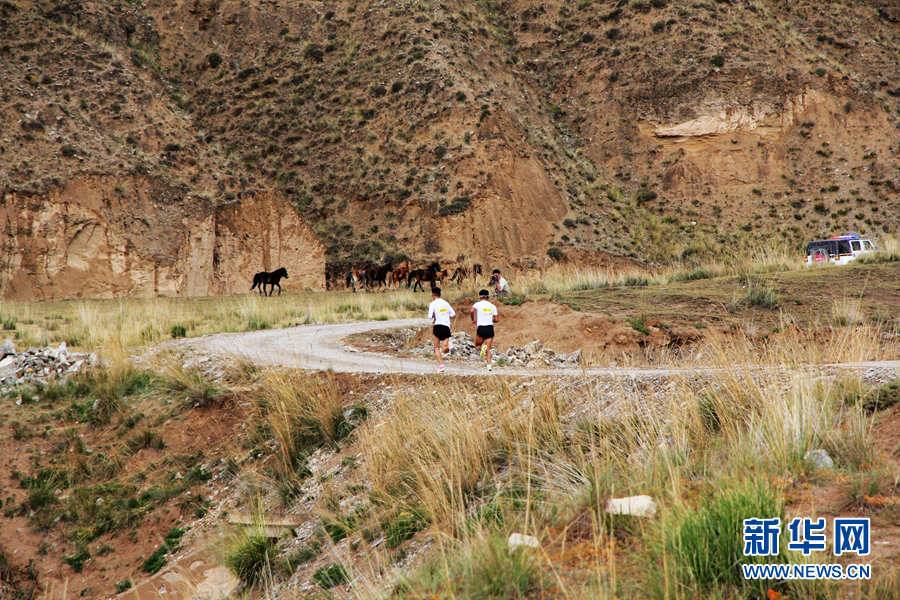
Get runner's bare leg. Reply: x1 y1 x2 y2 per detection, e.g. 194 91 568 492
433 336 444 367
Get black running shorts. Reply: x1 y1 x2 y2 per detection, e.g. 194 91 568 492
476 325 495 340
433 325 451 341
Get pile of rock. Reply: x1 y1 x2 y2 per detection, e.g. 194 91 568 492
407 333 582 368
0 339 97 387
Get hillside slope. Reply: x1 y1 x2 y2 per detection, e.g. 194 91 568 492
2 0 899 294
0 0 325 300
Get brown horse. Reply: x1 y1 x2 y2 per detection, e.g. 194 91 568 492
346 268 364 292
390 261 410 289
366 263 394 291
407 262 445 292
449 263 483 288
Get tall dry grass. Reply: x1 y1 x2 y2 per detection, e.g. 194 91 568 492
352 333 890 598
251 369 355 483
0 290 432 353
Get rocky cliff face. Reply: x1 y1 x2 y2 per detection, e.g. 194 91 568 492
0 176 324 301
2 0 899 276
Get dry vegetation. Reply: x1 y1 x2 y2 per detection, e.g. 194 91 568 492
203 333 900 599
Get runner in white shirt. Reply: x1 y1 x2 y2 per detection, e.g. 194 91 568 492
427 286 456 373
470 289 499 371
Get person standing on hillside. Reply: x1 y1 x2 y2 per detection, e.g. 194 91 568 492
489 269 510 297
427 287 455 373
471 289 499 371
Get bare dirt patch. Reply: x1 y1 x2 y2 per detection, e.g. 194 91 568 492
370 297 707 360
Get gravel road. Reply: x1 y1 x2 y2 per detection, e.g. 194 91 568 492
175 319 900 379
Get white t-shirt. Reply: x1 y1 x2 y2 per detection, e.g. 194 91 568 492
495 276 510 294
428 298 456 327
472 300 498 326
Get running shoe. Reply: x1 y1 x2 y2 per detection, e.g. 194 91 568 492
486 364 492 371
480 346 486 358
436 365 445 373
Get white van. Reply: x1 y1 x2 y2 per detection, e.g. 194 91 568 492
805 234 876 266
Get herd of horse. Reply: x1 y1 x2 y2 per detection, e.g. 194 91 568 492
346 261 483 292
250 262 486 296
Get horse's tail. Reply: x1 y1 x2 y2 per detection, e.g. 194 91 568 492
250 276 258 291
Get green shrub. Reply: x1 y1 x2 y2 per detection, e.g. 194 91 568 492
207 52 223 68
546 247 566 262
281 542 322 574
746 285 778 309
563 218 577 229
159 365 223 408
87 367 153 424
115 580 133 594
498 294 525 306
439 196 472 216
126 430 166 453
313 564 349 589
303 43 323 61
669 268 712 283
170 324 187 338
628 316 650 335
861 379 900 413
462 535 538 599
63 545 91 573
141 546 169 575
224 531 275 585
634 186 657 204
653 479 786 596
384 506 429 548
622 275 650 287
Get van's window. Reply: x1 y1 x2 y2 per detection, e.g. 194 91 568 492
863 241 874 250
838 240 852 254
807 241 835 256
851 241 861 251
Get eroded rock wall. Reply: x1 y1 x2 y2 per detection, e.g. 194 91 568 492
0 176 324 300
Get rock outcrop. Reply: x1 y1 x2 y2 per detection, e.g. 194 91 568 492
0 176 324 300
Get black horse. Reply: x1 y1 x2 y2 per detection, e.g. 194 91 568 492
366 262 394 291
407 262 444 292
250 267 288 296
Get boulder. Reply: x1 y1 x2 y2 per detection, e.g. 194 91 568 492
606 495 657 518
568 349 583 364
0 339 15 358
804 449 834 471
0 355 16 378
523 340 543 357
507 533 540 551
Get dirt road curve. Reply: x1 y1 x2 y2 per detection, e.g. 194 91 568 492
177 319 900 378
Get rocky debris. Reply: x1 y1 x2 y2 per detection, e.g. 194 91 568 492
507 533 540 550
804 449 834 471
406 332 583 368
0 338 15 358
606 495 657 518
0 342 96 386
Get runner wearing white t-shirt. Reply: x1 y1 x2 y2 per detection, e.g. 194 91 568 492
427 287 456 373
470 289 499 371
